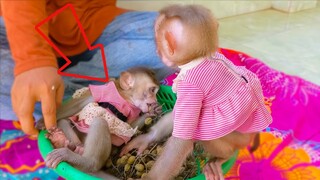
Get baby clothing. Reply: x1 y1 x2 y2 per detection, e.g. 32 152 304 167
69 81 141 146
172 52 272 140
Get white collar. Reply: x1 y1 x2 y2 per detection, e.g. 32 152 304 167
178 56 205 73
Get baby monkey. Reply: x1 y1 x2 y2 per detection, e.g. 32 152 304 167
121 4 272 180
40 67 161 174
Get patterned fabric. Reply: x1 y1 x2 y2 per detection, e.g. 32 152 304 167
1 48 320 179
172 52 272 140
0 121 62 180
69 82 140 146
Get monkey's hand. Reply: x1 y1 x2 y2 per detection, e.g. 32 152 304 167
120 132 155 156
35 118 46 130
46 148 72 169
46 127 70 149
146 103 163 117
203 160 225 180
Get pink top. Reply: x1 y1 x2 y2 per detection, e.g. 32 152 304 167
69 81 142 146
172 53 272 140
89 82 141 123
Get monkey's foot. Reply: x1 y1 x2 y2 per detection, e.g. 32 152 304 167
203 160 225 180
46 127 70 149
67 143 84 155
46 148 72 169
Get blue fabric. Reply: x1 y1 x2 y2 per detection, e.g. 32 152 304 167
0 11 175 121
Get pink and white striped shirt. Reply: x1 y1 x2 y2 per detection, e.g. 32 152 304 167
172 53 272 140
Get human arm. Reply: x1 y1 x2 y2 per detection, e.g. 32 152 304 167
1 1 63 136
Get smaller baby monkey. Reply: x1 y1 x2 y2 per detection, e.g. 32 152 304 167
121 4 272 180
41 67 160 174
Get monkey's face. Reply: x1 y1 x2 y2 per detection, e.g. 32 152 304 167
131 75 159 113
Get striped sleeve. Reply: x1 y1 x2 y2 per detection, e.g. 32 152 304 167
172 81 204 140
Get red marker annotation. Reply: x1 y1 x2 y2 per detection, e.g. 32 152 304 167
35 3 109 82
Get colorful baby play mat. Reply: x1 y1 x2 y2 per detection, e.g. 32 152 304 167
1 48 320 180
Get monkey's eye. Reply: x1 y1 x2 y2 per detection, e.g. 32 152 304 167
150 87 157 94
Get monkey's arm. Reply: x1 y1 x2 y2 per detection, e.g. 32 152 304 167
131 102 167 130
130 114 149 130
120 112 173 155
145 136 194 180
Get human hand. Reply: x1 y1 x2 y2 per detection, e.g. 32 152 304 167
11 67 64 136
120 132 155 156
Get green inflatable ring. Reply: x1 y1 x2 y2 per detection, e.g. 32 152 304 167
38 130 237 180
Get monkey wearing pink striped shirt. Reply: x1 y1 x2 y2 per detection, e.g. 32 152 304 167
121 4 272 180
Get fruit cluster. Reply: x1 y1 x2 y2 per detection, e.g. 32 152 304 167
103 116 209 179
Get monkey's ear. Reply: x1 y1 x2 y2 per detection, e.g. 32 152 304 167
165 31 176 55
119 72 135 90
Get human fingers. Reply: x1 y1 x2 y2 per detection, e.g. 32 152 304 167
55 82 64 108
41 85 57 130
13 96 38 136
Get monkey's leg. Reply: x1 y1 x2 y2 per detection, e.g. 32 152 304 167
201 132 256 180
80 117 112 172
46 117 112 173
57 118 84 154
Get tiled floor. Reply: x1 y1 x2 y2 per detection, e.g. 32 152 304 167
218 4 320 85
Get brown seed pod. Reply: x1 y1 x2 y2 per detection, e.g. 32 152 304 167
124 164 131 172
136 171 143 177
120 155 128 165
156 146 163 155
127 155 136 165
151 149 157 156
135 163 145 172
144 117 153 125
141 173 148 178
146 160 155 169
116 158 122 166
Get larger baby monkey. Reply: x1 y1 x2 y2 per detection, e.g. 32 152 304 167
121 4 272 180
40 67 160 175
